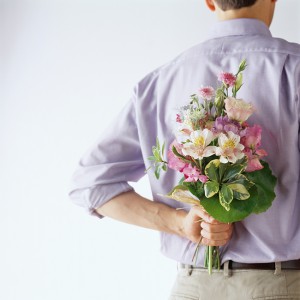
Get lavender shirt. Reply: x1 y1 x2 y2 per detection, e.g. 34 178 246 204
70 19 300 266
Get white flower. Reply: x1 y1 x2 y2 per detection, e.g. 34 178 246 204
215 131 245 163
182 129 217 160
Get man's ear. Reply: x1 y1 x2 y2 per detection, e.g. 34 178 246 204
205 0 216 11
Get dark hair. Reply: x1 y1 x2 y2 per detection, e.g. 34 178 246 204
214 0 258 11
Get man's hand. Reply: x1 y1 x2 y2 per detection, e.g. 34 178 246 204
181 206 233 246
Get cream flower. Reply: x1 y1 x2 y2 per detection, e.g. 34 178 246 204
224 97 255 123
215 131 245 163
182 129 217 160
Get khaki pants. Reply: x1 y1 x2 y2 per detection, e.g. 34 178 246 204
169 262 300 300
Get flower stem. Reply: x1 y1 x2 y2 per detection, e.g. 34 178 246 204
208 246 212 275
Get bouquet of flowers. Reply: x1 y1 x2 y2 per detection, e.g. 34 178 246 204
148 60 277 274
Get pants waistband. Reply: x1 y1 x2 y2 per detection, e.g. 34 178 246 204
179 260 300 277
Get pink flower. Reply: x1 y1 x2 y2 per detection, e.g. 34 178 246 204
244 148 267 172
246 157 264 172
167 141 187 172
199 175 209 183
199 86 215 100
176 114 183 123
218 72 236 87
182 165 201 182
224 97 255 123
240 125 262 149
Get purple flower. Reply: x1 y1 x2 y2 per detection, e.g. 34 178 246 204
213 116 241 135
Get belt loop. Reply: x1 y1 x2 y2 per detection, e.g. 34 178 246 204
223 261 231 277
274 262 282 275
185 264 193 276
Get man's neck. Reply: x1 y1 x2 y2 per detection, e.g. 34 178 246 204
214 1 275 27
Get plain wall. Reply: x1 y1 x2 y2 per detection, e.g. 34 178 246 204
1 1 300 299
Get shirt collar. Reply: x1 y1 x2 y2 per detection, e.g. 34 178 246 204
206 18 272 40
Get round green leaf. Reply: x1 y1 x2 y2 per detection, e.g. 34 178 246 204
246 161 277 214
200 185 258 223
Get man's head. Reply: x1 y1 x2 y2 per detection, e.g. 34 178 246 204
214 0 257 11
205 0 277 27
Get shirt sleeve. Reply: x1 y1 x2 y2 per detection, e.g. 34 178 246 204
69 89 146 218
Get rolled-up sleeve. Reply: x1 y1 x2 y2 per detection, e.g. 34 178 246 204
69 88 146 218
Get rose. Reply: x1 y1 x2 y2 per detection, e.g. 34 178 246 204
224 97 255 123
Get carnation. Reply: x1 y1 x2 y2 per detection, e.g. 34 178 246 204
218 72 236 87
199 86 215 100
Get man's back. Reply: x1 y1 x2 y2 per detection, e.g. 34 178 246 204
123 18 300 264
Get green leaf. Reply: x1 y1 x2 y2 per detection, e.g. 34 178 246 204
222 164 245 182
162 164 167 171
246 161 277 214
234 73 243 93
161 142 165 157
184 181 204 199
154 165 161 179
167 184 188 196
226 183 250 200
205 159 220 182
228 174 254 190
219 162 228 181
200 185 258 223
178 177 185 185
165 185 200 206
172 146 190 163
152 147 160 160
148 156 156 161
204 181 219 198
156 137 160 150
219 185 233 211
199 162 276 222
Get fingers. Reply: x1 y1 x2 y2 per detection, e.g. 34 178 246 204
183 205 233 246
200 222 233 246
190 205 219 224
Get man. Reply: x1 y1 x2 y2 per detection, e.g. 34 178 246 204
70 0 300 298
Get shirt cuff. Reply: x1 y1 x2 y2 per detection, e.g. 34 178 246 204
69 182 134 219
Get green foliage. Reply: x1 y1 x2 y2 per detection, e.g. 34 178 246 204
200 162 277 223
204 181 219 198
219 185 233 211
147 138 168 179
246 161 277 214
180 156 276 223
205 160 220 182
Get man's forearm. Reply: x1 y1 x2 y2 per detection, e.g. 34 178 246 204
96 190 232 246
96 190 187 237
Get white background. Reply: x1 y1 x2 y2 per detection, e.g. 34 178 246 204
1 1 299 299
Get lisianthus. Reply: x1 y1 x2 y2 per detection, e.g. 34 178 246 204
225 97 255 123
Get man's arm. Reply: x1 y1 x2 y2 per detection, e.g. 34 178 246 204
96 191 232 246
